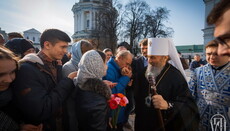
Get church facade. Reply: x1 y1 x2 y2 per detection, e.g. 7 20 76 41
72 0 113 50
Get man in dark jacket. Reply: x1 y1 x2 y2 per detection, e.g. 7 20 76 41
189 54 206 71
133 39 148 77
12 29 76 131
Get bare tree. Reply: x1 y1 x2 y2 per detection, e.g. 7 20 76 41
96 0 122 52
123 0 150 52
143 7 174 38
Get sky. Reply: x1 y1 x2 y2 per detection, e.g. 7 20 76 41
0 0 205 46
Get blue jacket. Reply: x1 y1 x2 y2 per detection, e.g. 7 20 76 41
103 57 130 124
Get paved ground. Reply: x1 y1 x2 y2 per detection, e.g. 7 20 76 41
123 69 192 131
124 114 135 131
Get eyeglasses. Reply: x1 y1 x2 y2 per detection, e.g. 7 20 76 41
214 34 230 48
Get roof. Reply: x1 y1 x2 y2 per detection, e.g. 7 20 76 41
176 45 203 53
23 28 41 34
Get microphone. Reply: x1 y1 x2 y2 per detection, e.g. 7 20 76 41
147 74 155 86
147 73 157 94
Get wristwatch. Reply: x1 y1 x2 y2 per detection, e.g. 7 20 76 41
167 102 174 110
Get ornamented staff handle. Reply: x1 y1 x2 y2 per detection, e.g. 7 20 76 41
148 74 165 131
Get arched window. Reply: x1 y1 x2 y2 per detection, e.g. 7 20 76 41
85 11 90 29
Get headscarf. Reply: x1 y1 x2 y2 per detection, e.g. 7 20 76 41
147 38 186 79
74 50 106 88
70 41 82 67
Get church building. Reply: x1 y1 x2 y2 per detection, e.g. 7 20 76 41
72 0 113 50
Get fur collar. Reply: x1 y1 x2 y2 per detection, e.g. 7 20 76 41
19 53 44 65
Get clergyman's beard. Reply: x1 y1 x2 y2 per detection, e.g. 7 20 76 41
145 64 164 79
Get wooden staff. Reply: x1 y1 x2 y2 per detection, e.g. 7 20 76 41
148 75 165 131
151 85 165 131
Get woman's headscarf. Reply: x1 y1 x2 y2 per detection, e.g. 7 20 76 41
70 41 82 67
74 50 106 88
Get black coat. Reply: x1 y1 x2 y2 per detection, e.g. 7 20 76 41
132 56 147 97
13 60 75 131
75 78 110 131
134 63 199 131
0 88 19 131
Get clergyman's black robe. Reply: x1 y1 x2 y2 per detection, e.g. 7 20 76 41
134 63 199 131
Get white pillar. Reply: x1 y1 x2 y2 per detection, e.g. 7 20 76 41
94 11 97 30
89 10 92 30
74 13 77 33
81 11 84 30
77 13 80 32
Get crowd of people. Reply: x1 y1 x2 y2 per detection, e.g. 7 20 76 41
0 0 229 131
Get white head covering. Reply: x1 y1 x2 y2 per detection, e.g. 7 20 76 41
73 50 106 88
147 38 186 78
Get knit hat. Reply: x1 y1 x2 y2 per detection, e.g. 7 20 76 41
5 38 35 57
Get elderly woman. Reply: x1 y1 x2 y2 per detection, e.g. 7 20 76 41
68 50 113 131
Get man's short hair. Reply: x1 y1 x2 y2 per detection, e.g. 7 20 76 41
116 50 132 59
205 40 218 49
207 0 230 25
117 41 130 50
139 38 148 46
40 29 71 48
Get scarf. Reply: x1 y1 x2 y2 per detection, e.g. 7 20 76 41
74 50 106 88
70 41 82 68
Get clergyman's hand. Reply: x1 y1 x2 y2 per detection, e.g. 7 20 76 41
20 124 43 131
151 95 168 110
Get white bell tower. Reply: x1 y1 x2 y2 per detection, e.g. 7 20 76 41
72 0 112 42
